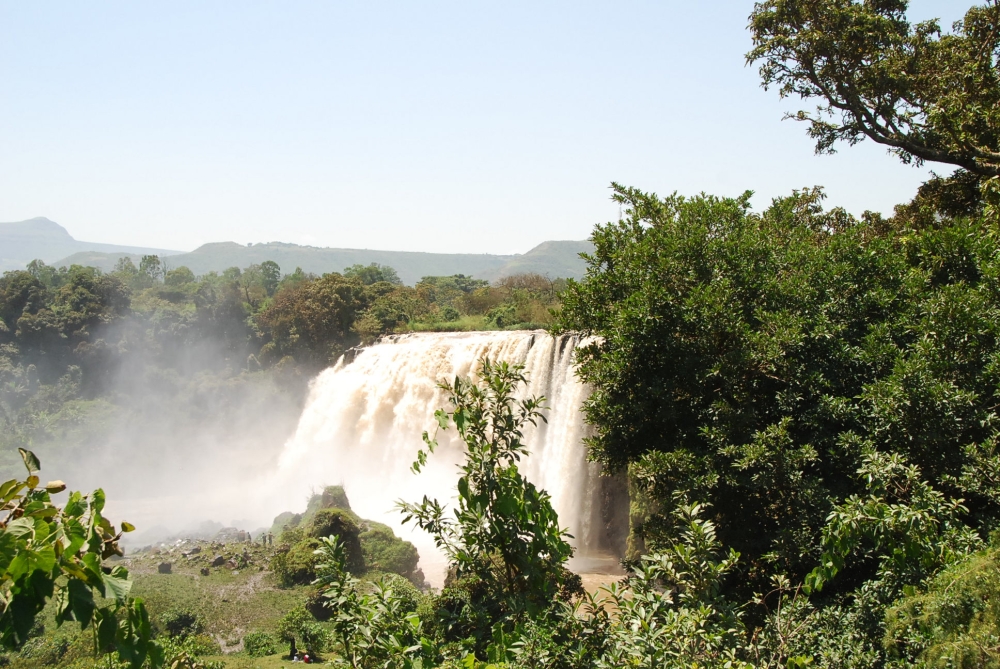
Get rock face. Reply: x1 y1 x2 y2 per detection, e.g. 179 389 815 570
210 555 225 567
157 562 172 574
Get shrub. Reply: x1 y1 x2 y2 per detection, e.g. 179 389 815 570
886 545 1000 668
359 522 419 578
243 631 278 658
276 607 328 655
319 485 352 512
308 507 359 540
160 610 202 639
304 587 333 622
359 572 422 613
271 538 322 587
308 508 364 572
484 303 516 329
17 636 70 665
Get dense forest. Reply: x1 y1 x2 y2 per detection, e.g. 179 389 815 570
2 0 1000 668
0 254 563 481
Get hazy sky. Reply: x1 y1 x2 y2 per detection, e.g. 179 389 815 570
0 1 973 255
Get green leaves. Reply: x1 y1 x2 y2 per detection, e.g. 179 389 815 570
313 535 433 667
748 0 1000 178
560 182 1000 606
17 448 39 475
398 358 573 656
805 451 984 595
0 464 139 664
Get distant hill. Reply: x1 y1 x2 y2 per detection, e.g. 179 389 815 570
0 217 182 273
477 240 593 282
55 239 594 285
3 216 592 284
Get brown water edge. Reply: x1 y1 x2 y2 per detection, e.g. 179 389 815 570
568 550 624 596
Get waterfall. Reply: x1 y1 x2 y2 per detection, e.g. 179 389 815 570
271 330 607 584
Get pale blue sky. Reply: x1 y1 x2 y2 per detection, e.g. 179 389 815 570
0 1 973 254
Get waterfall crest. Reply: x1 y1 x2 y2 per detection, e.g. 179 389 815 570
273 330 606 583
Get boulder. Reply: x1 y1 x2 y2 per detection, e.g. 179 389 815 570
182 546 201 557
210 555 225 567
200 567 210 576
157 562 172 574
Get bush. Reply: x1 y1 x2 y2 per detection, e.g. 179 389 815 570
359 522 419 578
440 306 460 322
319 485 352 512
271 538 322 587
159 635 223 669
276 607 328 655
359 572 422 613
304 587 333 621
886 545 1000 668
159 610 202 638
308 508 364 572
16 636 70 665
243 631 278 658
308 507 359 541
484 303 516 329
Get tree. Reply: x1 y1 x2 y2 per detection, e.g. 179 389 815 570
255 273 372 366
399 360 574 622
139 255 164 283
558 182 1000 602
343 263 402 286
259 260 281 296
164 266 196 287
0 271 45 336
748 0 1000 178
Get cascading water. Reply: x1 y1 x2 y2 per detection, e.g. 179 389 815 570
270 330 614 585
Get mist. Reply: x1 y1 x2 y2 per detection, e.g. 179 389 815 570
20 313 311 545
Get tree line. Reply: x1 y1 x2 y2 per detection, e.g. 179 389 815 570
2 0 1000 667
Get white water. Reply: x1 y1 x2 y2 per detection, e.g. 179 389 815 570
270 330 601 585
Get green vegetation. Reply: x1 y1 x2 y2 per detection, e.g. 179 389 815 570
0 242 565 483
6 0 1000 667
0 449 199 669
268 486 419 590
749 0 1000 178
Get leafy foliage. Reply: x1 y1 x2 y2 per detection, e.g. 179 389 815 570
158 610 202 639
0 449 172 669
314 536 430 669
359 523 420 580
242 630 278 657
885 542 1000 668
748 0 1000 178
399 360 574 622
559 183 1000 603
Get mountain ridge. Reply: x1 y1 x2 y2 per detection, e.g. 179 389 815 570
2 218 592 284
0 217 182 273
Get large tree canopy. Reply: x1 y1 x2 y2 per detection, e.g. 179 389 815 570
559 183 1000 598
748 0 1000 177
